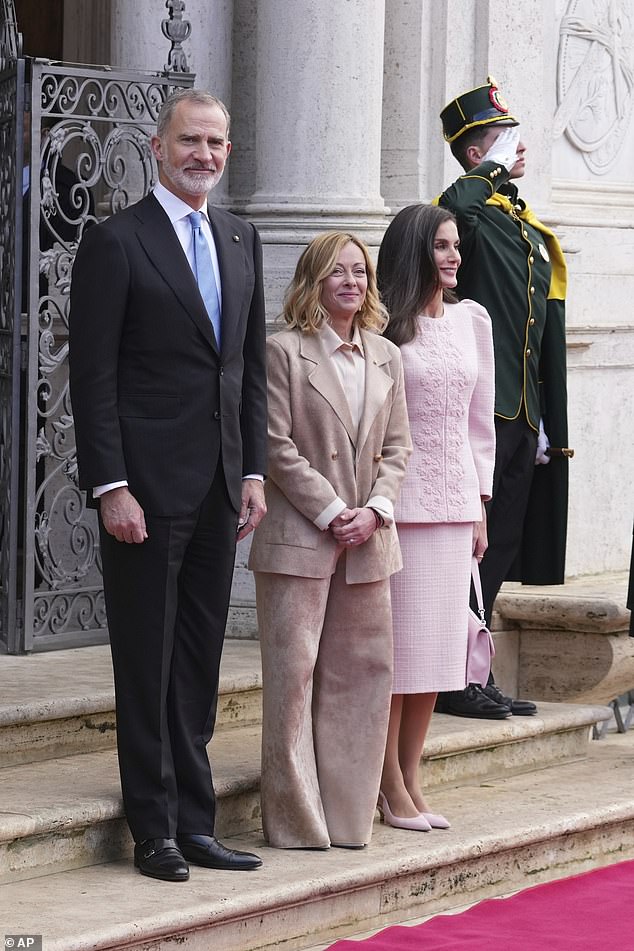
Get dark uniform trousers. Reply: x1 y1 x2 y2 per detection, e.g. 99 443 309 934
476 415 538 629
98 464 238 842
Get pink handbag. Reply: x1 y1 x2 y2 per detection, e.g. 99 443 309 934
466 558 495 686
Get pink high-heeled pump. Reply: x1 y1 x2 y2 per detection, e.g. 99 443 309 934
378 792 432 832
421 812 451 829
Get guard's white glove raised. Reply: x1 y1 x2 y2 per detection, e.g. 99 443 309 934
535 417 551 465
481 127 520 171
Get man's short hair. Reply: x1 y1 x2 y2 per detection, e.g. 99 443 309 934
157 88 231 139
450 126 490 171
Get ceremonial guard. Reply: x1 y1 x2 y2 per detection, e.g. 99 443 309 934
435 78 572 719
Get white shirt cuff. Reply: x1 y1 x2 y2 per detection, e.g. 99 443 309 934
243 474 264 481
366 495 394 527
315 496 346 531
93 481 128 499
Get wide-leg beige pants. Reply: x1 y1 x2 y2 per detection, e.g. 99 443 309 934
255 555 393 848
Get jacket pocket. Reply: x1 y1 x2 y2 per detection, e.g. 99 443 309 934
118 394 181 418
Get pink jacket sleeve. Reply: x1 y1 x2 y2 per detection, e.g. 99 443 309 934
465 299 496 501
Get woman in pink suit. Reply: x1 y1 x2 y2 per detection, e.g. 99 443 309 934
249 232 412 849
376 204 496 830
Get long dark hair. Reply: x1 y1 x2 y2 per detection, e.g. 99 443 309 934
377 204 458 347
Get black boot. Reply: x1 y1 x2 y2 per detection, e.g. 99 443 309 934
482 680 537 716
436 683 511 719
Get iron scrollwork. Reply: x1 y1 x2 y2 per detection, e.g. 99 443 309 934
1 0 195 650
25 64 180 647
162 0 193 75
0 57 20 651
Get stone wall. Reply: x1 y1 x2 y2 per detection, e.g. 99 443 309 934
64 0 634 582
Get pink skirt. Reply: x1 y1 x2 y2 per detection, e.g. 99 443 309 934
391 522 473 693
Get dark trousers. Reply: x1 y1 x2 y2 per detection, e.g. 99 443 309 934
99 466 238 842
478 415 538 629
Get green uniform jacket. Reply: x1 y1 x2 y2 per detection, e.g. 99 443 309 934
438 161 569 584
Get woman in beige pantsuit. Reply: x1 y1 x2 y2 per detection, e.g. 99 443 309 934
249 233 412 849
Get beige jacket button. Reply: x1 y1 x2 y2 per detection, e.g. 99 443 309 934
374 453 383 462
331 451 338 459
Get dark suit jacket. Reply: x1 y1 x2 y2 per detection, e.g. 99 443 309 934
69 193 267 516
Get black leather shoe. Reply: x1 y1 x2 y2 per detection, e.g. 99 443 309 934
134 838 189 882
483 682 537 716
178 834 263 870
437 684 511 719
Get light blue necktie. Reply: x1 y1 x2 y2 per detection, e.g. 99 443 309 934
188 211 221 347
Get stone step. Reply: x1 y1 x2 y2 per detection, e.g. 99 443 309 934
495 572 633 705
0 725 261 886
0 702 609 886
0 640 263 766
3 730 633 951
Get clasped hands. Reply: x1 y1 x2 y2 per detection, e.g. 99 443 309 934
329 507 378 547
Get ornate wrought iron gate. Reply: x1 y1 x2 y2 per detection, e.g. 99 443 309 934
0 14 24 653
0 3 194 652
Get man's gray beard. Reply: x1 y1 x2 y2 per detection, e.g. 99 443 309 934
162 157 224 196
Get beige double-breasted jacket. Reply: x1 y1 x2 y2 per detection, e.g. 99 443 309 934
249 325 412 584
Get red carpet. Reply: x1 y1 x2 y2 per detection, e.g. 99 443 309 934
327 859 634 950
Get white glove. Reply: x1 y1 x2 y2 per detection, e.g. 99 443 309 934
535 418 551 465
481 127 520 171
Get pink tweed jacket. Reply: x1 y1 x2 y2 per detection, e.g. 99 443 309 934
395 299 495 524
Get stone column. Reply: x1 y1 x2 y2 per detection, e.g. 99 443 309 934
234 0 388 315
382 0 554 209
246 0 385 216
107 0 234 102
107 0 235 202
382 0 482 209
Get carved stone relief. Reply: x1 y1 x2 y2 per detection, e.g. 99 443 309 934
555 0 634 174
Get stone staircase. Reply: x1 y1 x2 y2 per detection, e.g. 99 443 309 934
1 632 634 950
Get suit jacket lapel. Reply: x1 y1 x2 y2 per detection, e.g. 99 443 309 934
134 194 218 352
208 207 244 356
300 331 357 444
357 331 394 452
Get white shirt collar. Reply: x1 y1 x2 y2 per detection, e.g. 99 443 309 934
153 181 208 225
321 321 365 357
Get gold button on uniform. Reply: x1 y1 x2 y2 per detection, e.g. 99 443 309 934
530 286 535 294
529 318 535 326
523 230 528 237
525 349 532 357
529 256 534 264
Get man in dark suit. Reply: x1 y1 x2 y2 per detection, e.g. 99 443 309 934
69 89 267 881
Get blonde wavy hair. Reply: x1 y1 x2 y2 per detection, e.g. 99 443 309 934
281 232 388 334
